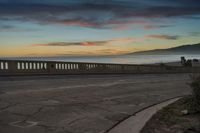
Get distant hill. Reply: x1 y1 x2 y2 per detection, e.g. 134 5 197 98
128 43 200 55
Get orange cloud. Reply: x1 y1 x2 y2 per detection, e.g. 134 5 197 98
30 37 136 47
30 41 106 47
81 42 98 46
31 44 51 47
30 35 178 48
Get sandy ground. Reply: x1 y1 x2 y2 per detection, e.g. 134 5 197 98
0 74 192 133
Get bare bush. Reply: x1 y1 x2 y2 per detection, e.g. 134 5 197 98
190 74 200 113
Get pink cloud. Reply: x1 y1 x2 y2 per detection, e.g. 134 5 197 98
30 41 105 47
143 25 158 30
60 20 98 27
114 25 130 30
107 20 148 25
109 38 135 43
145 35 178 40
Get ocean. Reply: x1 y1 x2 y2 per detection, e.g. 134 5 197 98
1 54 200 64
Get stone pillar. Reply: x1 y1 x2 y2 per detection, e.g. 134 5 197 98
48 62 56 74
8 61 17 73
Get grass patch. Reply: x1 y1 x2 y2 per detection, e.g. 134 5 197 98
141 74 200 133
141 97 200 133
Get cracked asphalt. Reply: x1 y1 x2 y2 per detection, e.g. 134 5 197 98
0 74 192 133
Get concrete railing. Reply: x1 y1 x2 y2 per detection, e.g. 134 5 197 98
0 60 200 76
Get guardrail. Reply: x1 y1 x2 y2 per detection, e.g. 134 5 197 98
0 60 200 76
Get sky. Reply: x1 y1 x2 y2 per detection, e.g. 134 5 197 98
0 0 200 57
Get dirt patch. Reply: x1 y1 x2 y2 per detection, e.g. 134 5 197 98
141 97 200 133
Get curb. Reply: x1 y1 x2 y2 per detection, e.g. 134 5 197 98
104 95 187 133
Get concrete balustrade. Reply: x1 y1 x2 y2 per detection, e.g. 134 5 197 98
0 61 8 71
0 59 200 76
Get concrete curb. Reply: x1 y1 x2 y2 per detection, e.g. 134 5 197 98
105 96 185 133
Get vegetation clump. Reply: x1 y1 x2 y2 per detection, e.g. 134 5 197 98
141 74 200 133
190 74 200 113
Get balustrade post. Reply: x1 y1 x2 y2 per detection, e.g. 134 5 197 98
8 61 17 73
48 62 56 74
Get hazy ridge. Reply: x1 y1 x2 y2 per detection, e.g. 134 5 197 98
128 43 200 55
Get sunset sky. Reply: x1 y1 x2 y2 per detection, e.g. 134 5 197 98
0 0 200 57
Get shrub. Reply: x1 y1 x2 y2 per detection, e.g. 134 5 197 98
190 74 200 113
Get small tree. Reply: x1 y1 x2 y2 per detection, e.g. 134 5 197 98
185 60 192 67
181 56 186 65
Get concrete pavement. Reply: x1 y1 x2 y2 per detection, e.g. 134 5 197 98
0 74 192 133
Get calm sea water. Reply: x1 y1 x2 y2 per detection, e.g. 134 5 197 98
1 54 200 64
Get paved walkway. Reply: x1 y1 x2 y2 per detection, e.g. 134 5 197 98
108 98 180 133
0 74 191 133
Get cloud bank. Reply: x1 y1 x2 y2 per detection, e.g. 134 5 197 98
30 35 178 47
145 35 179 40
0 0 200 29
